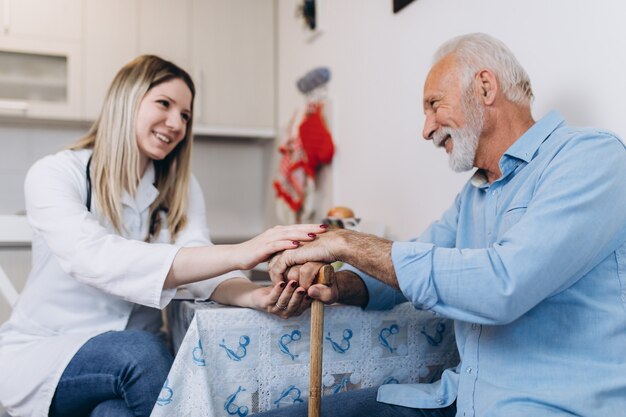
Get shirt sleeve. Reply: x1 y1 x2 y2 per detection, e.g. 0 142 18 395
25 154 178 309
393 131 626 324
175 175 247 301
340 264 407 310
339 193 463 311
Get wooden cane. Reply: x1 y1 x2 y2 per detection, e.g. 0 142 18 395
309 264 334 417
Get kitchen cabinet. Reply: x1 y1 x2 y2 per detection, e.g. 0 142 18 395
188 0 277 240
2 0 275 132
0 0 81 41
79 0 277 245
1 0 278 246
191 134 276 243
81 0 139 121
191 0 275 130
0 0 82 120
82 0 192 121
138 0 191 73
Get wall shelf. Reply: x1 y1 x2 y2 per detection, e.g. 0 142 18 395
193 124 275 141
0 114 276 142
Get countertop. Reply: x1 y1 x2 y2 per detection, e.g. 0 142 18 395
0 215 32 247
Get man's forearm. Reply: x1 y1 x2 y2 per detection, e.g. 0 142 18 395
334 229 399 289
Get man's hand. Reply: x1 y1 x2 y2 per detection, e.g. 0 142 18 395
267 228 395 308
284 261 327 288
268 228 398 290
281 262 370 308
284 261 341 304
268 230 344 283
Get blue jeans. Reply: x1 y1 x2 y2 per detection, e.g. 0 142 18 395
253 387 456 417
49 330 173 417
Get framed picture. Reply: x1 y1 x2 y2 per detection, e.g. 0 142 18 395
393 0 416 14
300 0 316 30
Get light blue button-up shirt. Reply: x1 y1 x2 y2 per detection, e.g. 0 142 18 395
352 111 626 416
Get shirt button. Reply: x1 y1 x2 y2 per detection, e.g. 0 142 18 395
466 366 472 374
436 398 444 405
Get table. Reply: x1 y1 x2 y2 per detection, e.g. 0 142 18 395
151 301 459 417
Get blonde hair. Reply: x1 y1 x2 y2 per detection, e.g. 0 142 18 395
71 55 195 242
434 33 534 106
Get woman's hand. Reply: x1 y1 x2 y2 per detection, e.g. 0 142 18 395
248 280 313 318
210 278 311 317
234 224 328 270
268 230 342 284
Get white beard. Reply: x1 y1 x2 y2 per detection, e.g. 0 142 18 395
432 94 484 172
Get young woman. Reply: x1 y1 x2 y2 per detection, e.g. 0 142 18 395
0 55 322 417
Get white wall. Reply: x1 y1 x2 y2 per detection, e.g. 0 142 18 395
277 0 626 240
0 122 84 215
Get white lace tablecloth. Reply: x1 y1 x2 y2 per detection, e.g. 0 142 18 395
151 301 459 417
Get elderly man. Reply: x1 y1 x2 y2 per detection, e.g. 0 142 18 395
259 33 626 417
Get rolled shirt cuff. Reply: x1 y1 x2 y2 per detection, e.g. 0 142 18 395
339 264 406 311
392 241 438 310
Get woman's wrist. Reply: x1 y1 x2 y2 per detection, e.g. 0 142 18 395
224 243 249 271
210 277 256 307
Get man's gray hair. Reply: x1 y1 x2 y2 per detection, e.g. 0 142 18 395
434 33 534 106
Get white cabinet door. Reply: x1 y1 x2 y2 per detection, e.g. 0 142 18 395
81 0 139 121
0 38 81 120
138 0 191 72
0 0 82 120
82 0 192 122
191 0 275 130
0 0 81 41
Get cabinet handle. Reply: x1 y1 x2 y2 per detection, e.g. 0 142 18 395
0 100 28 114
2 0 10 34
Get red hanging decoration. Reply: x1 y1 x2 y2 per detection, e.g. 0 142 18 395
273 103 334 215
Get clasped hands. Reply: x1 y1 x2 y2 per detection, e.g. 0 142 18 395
260 229 344 318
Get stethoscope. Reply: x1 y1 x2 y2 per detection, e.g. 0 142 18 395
85 155 164 237
85 155 94 211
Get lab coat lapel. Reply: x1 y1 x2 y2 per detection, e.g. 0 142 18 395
121 163 159 212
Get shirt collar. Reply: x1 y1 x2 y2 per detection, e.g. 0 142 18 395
504 110 565 164
470 110 565 188
122 162 160 212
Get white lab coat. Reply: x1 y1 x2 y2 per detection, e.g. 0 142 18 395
0 149 243 417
